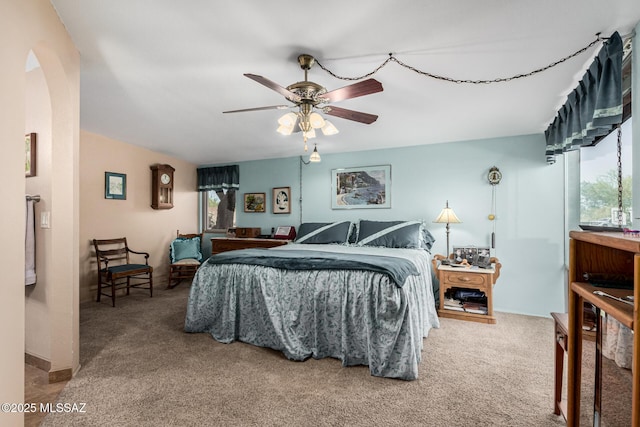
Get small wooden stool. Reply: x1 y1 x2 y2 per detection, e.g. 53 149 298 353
551 312 568 420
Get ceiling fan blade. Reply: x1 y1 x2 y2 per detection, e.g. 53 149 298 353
319 79 383 103
223 105 290 114
244 74 302 103
324 106 378 124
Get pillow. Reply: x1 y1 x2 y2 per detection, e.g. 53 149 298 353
356 220 422 248
170 237 203 263
295 221 352 244
421 227 436 251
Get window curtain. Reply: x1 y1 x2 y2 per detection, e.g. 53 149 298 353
544 32 623 164
197 165 239 192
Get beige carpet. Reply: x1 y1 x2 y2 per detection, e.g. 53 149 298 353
41 286 584 426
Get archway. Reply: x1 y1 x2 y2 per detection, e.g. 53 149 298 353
24 42 80 381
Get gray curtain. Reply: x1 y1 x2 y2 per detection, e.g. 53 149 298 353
545 32 623 163
197 165 239 191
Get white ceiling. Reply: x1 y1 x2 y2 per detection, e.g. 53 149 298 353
48 1 640 165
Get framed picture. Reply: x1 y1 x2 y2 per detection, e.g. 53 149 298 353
475 247 491 268
452 246 477 265
244 192 266 213
105 172 127 200
331 165 391 209
272 187 291 214
25 133 36 177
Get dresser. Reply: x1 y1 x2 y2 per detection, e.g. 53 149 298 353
567 231 639 426
210 237 289 255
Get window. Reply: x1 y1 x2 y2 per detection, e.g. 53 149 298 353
202 189 236 232
579 41 633 228
579 119 632 227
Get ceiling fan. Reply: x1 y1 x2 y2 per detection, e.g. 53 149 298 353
223 54 383 148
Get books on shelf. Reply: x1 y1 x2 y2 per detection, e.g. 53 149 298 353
444 297 463 309
463 302 488 314
443 298 488 314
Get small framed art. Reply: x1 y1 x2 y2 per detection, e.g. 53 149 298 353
105 172 127 200
272 187 291 214
475 247 491 268
244 192 266 213
25 133 36 177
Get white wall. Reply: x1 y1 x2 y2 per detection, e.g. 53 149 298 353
1 1 80 426
229 133 566 317
25 61 53 363
79 131 199 303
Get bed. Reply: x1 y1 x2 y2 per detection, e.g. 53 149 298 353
184 220 440 380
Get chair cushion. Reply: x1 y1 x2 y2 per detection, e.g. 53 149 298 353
172 258 200 266
104 264 150 274
170 237 203 263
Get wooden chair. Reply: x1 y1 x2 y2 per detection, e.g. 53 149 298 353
167 231 203 289
93 238 153 307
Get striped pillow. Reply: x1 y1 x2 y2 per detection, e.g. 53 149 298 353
295 221 352 244
356 220 422 248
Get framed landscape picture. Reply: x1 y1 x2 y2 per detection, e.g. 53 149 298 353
244 192 266 213
331 165 391 209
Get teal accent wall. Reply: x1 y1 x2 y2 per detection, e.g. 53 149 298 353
229 133 566 317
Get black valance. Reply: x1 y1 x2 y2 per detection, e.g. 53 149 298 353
197 165 239 192
545 32 623 163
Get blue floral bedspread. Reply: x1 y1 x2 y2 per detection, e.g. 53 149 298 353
184 243 440 380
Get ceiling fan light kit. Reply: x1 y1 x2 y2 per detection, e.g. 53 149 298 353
321 120 338 136
224 53 383 157
309 144 321 163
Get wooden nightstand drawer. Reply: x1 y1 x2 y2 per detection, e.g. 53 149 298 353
442 271 488 287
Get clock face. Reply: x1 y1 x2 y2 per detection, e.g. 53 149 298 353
161 173 171 185
488 168 502 185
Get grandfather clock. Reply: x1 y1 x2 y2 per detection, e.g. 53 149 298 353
150 164 175 209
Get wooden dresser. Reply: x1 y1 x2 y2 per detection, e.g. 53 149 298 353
567 231 639 426
210 237 289 255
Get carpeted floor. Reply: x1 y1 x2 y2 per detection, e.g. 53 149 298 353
40 285 621 426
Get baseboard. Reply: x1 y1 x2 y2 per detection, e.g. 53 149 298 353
25 352 73 383
48 368 72 383
25 352 50 371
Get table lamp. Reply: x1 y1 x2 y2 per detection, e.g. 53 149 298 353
433 200 462 263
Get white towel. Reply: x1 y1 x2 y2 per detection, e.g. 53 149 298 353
25 198 36 286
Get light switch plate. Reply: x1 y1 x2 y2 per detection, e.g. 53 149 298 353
40 211 50 229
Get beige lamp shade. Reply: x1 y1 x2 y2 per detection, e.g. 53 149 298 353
432 200 461 258
433 206 462 224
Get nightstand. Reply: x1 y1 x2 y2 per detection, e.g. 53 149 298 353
432 254 502 324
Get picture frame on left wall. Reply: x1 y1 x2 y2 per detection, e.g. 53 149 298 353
244 192 266 213
25 133 36 177
105 172 127 200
